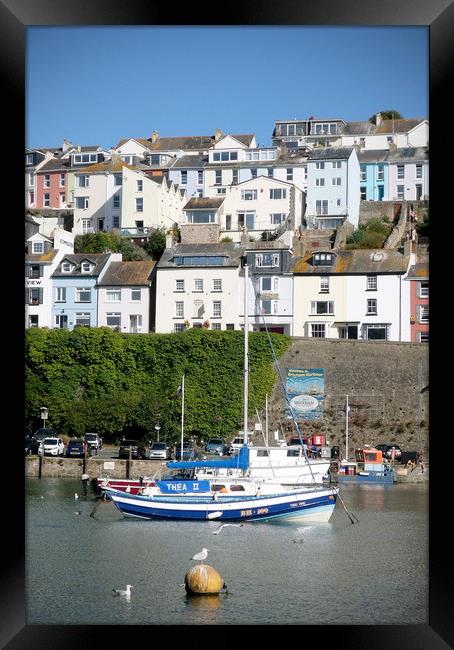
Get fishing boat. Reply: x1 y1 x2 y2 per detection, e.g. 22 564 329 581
105 262 338 523
335 447 396 484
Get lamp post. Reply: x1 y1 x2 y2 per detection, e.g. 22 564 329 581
154 423 161 443
40 406 48 430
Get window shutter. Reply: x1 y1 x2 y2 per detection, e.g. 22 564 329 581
40 265 44 277
25 287 29 303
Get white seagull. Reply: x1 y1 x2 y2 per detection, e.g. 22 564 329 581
74 493 79 500
212 523 244 535
191 548 209 564
113 584 133 597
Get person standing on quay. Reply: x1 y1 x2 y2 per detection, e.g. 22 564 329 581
81 472 90 496
417 450 425 473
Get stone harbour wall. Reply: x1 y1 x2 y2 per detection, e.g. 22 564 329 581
25 457 165 479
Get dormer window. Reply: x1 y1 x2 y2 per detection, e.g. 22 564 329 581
313 252 334 266
32 242 44 254
26 154 33 165
61 261 73 273
81 261 93 273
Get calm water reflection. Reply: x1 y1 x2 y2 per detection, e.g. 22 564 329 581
26 478 428 626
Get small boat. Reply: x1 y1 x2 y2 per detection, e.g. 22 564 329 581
335 447 396 484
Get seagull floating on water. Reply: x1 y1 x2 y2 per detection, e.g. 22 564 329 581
212 523 244 535
191 548 209 564
113 584 133 597
74 493 79 500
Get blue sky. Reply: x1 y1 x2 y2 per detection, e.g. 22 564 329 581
26 26 428 150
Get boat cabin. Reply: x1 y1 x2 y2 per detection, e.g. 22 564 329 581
355 447 384 464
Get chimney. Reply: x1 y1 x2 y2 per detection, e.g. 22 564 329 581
375 112 383 126
240 228 249 245
214 128 223 143
63 139 73 152
166 232 176 249
151 130 159 143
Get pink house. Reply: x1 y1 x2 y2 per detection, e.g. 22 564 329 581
406 262 429 342
36 157 71 209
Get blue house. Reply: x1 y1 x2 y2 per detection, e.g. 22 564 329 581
358 150 389 201
50 253 119 329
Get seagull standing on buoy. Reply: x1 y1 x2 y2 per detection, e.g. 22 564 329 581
190 548 209 564
113 584 133 598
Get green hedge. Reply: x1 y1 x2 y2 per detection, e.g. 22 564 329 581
25 327 291 443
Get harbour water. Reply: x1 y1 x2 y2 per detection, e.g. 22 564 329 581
26 477 428 626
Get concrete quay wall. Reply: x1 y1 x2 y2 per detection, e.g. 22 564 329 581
25 456 165 479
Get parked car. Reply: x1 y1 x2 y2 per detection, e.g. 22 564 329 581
205 438 229 456
229 437 245 454
375 444 403 462
66 439 87 458
84 432 102 451
25 436 40 456
118 440 147 459
33 428 58 441
39 437 65 457
174 443 199 461
148 442 172 460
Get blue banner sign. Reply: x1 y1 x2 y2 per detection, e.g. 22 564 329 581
285 368 324 420
156 480 211 494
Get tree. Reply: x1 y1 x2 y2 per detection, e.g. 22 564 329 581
144 227 167 260
75 232 149 261
369 110 403 124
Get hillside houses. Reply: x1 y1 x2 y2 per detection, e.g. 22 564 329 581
24 113 429 341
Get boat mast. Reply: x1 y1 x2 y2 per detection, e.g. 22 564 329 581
243 261 249 446
345 393 349 461
181 374 185 459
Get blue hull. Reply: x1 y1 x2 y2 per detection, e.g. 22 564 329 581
109 488 338 523
337 472 395 484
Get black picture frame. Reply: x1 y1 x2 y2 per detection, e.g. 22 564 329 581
4 1 452 647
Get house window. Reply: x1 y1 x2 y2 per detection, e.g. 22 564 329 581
106 313 121 330
397 165 405 179
316 178 325 186
241 189 257 200
216 188 226 195
360 167 367 182
28 288 42 305
238 212 255 230
225 214 232 230
180 171 187 185
59 173 65 187
136 179 143 192
175 302 184 318
419 305 429 323
256 253 279 267
28 191 35 205
212 301 222 317
226 323 235 330
44 193 50 207
75 313 91 328
194 279 203 292
61 261 72 273
365 324 388 340
377 165 384 181
197 170 203 185
416 164 423 179
333 161 341 169
418 332 429 342
75 288 91 303
286 168 293 181
312 252 333 266
106 289 121 302
77 175 89 188
360 186 367 200
187 211 215 224
315 200 328 215
213 151 238 162
26 154 33 164
175 280 185 292
232 170 238 185
60 193 65 207
320 276 329 293
55 287 66 302
113 216 120 228
76 197 89 209
336 199 341 207
419 282 429 297
113 195 120 208
267 168 274 178
215 170 222 185
135 198 143 212
114 174 122 186
310 323 326 338
213 279 222 292
311 301 334 315
211 322 222 330
367 299 377 315
261 277 272 291
270 213 285 225
28 264 41 279
81 262 92 273
131 289 141 301
44 174 50 188
367 275 377 290
81 219 91 234
250 169 257 179
54 314 67 329
332 177 341 186
315 162 325 170
174 323 185 332
396 185 405 200
32 242 44 254
269 188 287 199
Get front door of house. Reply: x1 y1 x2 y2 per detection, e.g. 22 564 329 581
377 185 384 201
347 325 358 339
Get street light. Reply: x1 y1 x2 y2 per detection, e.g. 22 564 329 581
154 423 161 442
40 406 48 430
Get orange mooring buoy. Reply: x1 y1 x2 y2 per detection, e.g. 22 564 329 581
184 564 225 595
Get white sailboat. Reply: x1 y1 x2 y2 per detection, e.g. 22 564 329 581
107 261 338 522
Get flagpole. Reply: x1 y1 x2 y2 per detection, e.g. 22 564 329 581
181 374 185 458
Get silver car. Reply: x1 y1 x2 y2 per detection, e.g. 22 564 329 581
148 442 171 460
39 437 65 456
